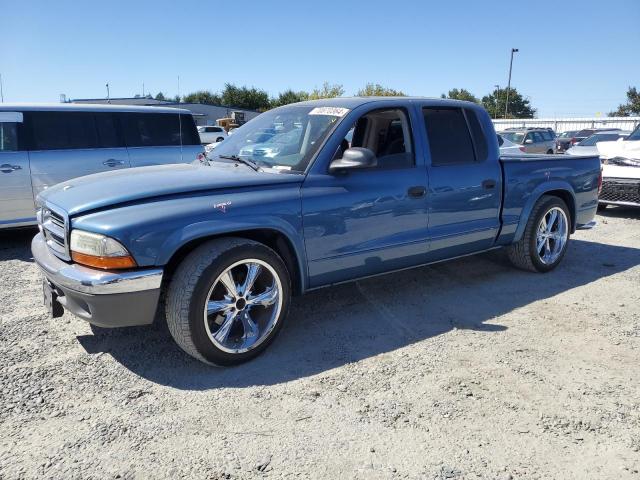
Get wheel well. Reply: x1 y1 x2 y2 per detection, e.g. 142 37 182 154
544 189 576 232
162 230 303 295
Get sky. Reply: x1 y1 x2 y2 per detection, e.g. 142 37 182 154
1 0 638 118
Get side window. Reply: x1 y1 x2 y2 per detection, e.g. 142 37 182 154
532 132 545 143
94 113 122 148
121 113 181 147
464 108 489 162
29 111 98 150
179 114 201 146
336 108 414 169
423 107 475 166
541 131 553 141
0 122 18 151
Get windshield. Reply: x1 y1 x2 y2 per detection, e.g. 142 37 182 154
501 132 525 144
209 105 347 172
628 124 640 141
578 133 622 146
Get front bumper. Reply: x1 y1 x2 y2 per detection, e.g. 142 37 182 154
31 233 163 327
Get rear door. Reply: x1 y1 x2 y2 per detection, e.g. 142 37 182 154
421 106 502 260
122 112 202 167
26 111 130 196
0 112 35 226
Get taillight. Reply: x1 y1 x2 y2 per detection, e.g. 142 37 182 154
597 167 603 194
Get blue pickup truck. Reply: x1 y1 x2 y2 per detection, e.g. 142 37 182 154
32 98 601 365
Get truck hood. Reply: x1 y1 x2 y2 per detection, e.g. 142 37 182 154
39 162 304 216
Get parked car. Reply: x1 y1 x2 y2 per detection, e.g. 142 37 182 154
32 98 601 366
566 131 630 156
0 104 203 229
197 125 227 144
497 134 525 154
557 128 622 153
499 128 556 154
596 124 640 208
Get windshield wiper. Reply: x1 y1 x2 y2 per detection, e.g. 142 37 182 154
218 154 262 172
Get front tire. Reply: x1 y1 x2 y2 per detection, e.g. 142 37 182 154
165 238 291 365
507 195 571 273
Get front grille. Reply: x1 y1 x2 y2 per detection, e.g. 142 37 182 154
40 205 70 260
600 178 640 205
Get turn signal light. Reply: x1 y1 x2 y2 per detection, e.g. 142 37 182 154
71 251 137 270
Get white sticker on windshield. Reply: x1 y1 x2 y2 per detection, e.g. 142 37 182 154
309 107 350 117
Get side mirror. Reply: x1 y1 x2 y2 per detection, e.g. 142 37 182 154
329 147 377 173
524 138 533 144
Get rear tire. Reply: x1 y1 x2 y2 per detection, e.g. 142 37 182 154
507 195 571 273
597 203 608 212
546 149 554 154
165 238 291 366
216 137 225 142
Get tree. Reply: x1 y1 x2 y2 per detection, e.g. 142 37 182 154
609 87 640 116
155 92 166 101
220 83 271 111
307 82 344 100
440 88 479 103
182 90 222 105
271 89 309 108
356 83 405 96
482 87 535 119
172 95 181 103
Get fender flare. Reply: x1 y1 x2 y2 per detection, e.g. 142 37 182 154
157 218 308 292
513 181 576 242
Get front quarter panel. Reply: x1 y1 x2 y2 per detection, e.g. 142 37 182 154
70 183 306 273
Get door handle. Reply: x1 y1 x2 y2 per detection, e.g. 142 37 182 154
0 164 22 173
482 179 496 190
103 159 125 167
407 186 427 198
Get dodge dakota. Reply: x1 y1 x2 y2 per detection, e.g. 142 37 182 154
32 98 602 365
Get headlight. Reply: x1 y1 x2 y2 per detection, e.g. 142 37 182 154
70 230 136 269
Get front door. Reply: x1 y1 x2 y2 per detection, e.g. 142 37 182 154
0 113 35 226
302 107 429 287
421 106 502 261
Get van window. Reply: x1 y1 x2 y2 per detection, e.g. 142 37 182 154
121 113 181 147
423 107 475 165
179 114 201 146
93 113 122 148
29 111 98 150
0 122 18 151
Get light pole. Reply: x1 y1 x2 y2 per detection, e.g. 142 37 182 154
493 84 500 119
105 83 110 103
504 48 518 118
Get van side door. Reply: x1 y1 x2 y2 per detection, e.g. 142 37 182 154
421 106 502 260
26 111 130 196
0 113 34 227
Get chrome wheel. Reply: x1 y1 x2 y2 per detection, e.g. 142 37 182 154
536 207 568 265
203 259 282 354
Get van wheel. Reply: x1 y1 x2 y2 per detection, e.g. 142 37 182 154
165 238 290 366
216 137 225 142
546 149 554 154
507 195 571 273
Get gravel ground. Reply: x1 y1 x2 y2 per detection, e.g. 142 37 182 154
1 208 639 480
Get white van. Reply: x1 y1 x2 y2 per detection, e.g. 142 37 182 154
597 124 640 208
0 104 204 228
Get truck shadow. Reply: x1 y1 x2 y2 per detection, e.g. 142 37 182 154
0 228 38 263
77 238 640 389
597 205 640 220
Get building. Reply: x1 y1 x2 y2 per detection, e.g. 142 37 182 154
70 96 261 126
